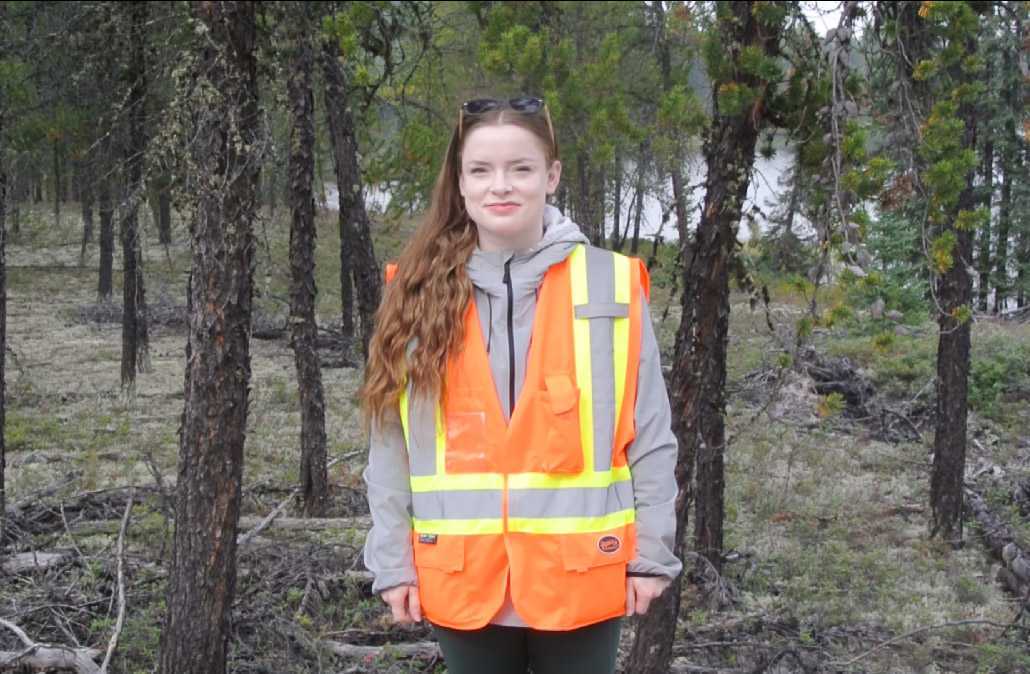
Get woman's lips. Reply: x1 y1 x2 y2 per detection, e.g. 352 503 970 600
486 203 518 214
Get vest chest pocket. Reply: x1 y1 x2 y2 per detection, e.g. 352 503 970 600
519 374 584 474
444 389 491 473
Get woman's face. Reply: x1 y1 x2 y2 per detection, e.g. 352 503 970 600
458 123 562 253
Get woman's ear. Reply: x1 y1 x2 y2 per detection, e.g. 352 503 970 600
546 160 562 196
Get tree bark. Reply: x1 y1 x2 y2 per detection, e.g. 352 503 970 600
0 69 7 544
52 138 61 226
287 3 327 518
79 167 94 267
929 36 978 545
612 153 622 249
120 0 149 390
626 3 784 673
98 179 114 300
322 33 382 360
993 154 1012 314
975 136 993 312
157 3 260 673
651 0 693 264
154 164 173 246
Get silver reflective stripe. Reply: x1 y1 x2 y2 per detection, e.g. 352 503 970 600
580 246 618 473
574 302 629 319
507 480 633 519
411 489 503 520
406 386 439 477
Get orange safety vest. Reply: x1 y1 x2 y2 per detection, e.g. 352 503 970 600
391 244 650 630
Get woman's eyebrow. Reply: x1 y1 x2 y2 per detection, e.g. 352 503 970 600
465 157 536 165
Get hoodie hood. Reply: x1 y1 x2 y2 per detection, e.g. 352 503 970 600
466 205 589 298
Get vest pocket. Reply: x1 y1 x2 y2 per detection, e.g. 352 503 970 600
444 389 490 473
412 532 465 572
524 374 584 473
561 526 634 572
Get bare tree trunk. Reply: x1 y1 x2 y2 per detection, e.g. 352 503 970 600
322 33 382 360
120 0 149 390
157 2 260 672
993 156 1012 314
929 37 978 545
631 161 645 255
52 138 61 226
98 179 114 299
651 0 693 264
611 154 622 250
0 64 7 543
79 167 94 267
626 4 785 672
976 136 993 312
154 164 173 246
287 3 327 518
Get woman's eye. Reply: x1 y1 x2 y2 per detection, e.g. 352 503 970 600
514 166 531 173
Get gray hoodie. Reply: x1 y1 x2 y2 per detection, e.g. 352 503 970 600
363 206 682 626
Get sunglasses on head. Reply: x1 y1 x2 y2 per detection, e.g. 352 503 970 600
461 97 546 116
458 97 555 149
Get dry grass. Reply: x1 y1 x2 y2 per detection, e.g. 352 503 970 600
2 204 1029 673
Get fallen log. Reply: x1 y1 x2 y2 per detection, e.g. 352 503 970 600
0 648 102 673
965 487 1030 599
1 551 71 575
0 618 100 674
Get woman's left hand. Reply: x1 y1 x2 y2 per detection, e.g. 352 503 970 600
625 576 671 617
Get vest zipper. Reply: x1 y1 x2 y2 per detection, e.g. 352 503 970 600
502 258 515 419
502 257 514 536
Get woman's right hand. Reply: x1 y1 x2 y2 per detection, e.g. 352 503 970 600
381 584 422 623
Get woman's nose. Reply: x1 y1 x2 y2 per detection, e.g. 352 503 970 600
491 172 511 193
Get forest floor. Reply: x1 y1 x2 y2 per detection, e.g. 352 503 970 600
1 205 1029 674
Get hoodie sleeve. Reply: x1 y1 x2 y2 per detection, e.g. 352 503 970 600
626 297 683 579
362 406 419 593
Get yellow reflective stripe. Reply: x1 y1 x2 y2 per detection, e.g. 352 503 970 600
399 385 411 451
507 466 631 490
569 245 595 481
507 508 636 535
410 473 506 492
435 406 446 475
613 254 630 429
412 518 504 535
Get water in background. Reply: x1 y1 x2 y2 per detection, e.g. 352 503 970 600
319 150 800 243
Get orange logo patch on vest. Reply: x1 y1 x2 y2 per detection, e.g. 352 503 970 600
597 535 621 554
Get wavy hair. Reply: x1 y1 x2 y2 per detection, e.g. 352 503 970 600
362 103 559 432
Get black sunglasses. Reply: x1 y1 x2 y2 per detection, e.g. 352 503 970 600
461 97 546 116
458 97 555 148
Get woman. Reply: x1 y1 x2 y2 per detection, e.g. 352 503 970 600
361 97 681 674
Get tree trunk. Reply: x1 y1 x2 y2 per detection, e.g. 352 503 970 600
120 0 149 390
0 67 7 543
992 82 1018 314
611 154 622 250
651 0 693 265
626 3 784 672
157 2 260 672
993 155 1012 314
976 137 993 311
322 34 382 361
154 164 173 246
929 38 978 545
631 167 644 255
287 3 327 518
52 139 61 226
98 180 114 300
79 168 94 267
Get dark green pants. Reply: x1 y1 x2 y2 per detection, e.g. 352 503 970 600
432 618 622 674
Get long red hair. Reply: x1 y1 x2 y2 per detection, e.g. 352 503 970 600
362 104 559 431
